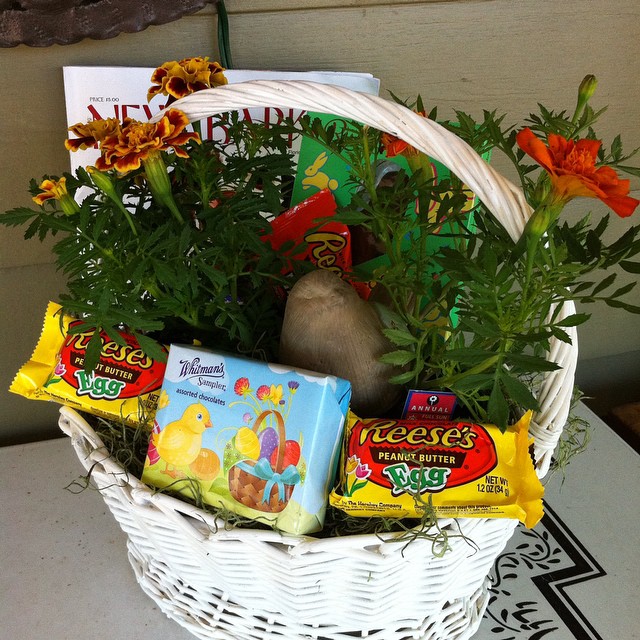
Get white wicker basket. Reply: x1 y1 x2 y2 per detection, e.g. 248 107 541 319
58 81 578 640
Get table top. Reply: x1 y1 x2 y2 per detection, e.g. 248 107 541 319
1 402 638 640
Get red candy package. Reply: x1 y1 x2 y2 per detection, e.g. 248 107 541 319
264 188 352 276
10 301 167 426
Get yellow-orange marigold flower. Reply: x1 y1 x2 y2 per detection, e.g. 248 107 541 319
32 176 79 215
147 57 228 104
95 109 200 174
65 117 124 152
33 177 69 205
516 127 639 218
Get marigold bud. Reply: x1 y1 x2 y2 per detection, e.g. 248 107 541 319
572 75 598 124
88 166 117 198
532 178 551 208
525 202 563 243
578 75 598 103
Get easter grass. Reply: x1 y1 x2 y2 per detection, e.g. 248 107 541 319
71 410 475 554
69 389 588 553
548 388 592 482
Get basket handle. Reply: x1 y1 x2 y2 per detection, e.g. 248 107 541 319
155 80 532 241
155 81 577 478
251 409 287 473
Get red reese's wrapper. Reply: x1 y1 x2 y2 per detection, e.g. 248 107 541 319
330 412 544 528
10 301 167 426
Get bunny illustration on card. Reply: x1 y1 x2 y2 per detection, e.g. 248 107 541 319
301 152 339 192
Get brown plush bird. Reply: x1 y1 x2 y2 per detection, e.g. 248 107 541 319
279 269 401 416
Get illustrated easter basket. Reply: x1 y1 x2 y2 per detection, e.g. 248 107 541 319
58 80 577 640
227 409 298 513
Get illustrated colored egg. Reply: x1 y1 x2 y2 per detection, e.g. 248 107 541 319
258 427 279 460
189 448 221 480
235 427 260 460
271 440 301 469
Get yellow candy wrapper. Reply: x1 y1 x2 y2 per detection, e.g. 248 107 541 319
329 412 544 528
10 301 167 426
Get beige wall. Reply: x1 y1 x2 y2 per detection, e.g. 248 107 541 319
2 0 639 443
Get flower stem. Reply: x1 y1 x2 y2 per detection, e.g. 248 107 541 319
361 127 379 206
407 152 433 222
88 168 138 236
428 354 500 389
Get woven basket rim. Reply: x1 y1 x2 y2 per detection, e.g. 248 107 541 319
59 404 469 548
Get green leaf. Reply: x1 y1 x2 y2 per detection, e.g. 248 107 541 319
488 378 510 432
459 317 502 339
388 370 419 385
620 260 640 274
134 333 168 363
507 353 561 372
451 373 494 392
382 328 416 347
84 329 103 372
555 313 590 327
585 230 602 260
561 226 588 262
373 302 407 331
379 350 415 366
103 326 127 347
152 259 178 286
335 210 372 226
0 207 39 227
444 348 497 365
550 327 573 344
500 373 540 411
615 164 640 178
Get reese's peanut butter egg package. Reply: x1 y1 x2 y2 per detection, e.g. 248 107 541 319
142 344 352 535
10 301 167 426
264 188 352 277
330 412 544 528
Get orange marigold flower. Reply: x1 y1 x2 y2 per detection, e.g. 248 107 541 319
381 110 427 158
95 109 200 174
147 57 228 104
516 127 639 218
65 118 124 152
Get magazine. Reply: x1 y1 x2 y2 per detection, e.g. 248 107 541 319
63 66 381 182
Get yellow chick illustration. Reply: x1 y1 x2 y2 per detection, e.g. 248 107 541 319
152 402 213 478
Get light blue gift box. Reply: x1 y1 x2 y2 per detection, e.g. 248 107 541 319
142 344 351 535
